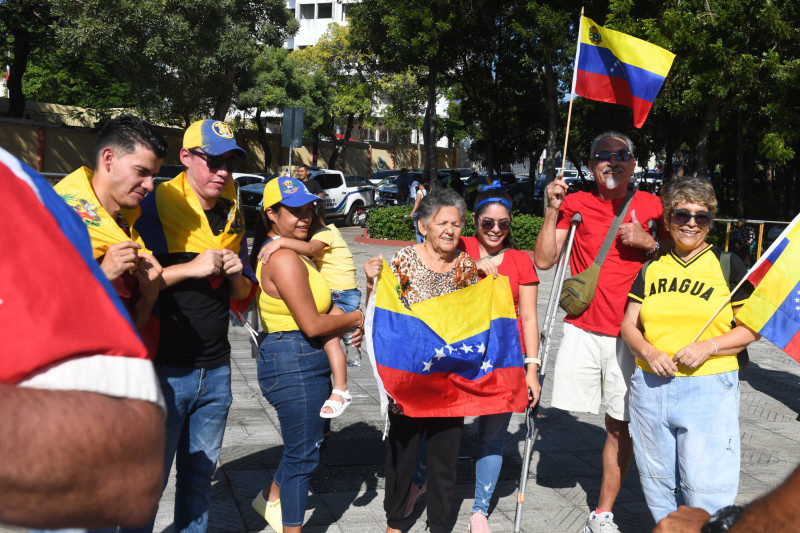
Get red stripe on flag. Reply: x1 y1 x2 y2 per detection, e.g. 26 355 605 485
782 331 800 364
574 69 655 128
377 365 527 417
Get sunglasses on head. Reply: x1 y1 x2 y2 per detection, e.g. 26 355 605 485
479 218 511 231
189 149 243 172
592 149 633 162
672 209 713 227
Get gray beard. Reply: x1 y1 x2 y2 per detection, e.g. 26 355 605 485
604 175 618 189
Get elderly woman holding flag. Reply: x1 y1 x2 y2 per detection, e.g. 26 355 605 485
364 188 529 533
621 178 760 523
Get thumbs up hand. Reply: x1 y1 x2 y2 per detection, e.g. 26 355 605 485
619 210 657 250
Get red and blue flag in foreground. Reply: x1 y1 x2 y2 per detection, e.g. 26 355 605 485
572 16 675 128
364 260 528 418
0 148 148 383
737 213 800 363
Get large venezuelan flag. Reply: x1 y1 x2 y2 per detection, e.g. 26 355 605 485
365 260 528 418
572 16 675 128
737 213 800 363
1 148 149 383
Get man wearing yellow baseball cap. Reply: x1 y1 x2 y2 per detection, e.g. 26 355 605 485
130 119 256 533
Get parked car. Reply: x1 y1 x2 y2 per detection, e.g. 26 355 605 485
233 172 272 188
367 169 401 185
239 169 375 227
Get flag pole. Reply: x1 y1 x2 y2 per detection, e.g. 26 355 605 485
560 8 584 175
690 277 748 343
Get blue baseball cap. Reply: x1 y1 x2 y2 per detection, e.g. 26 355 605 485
183 119 247 159
263 177 320 209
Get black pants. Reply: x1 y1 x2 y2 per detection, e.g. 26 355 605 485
385 411 464 532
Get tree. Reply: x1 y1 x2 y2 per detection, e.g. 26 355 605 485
0 0 54 118
293 23 376 169
50 0 298 125
350 0 466 181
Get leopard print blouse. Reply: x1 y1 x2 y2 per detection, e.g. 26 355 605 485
390 245 478 306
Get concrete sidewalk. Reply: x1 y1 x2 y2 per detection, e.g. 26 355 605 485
7 227 799 533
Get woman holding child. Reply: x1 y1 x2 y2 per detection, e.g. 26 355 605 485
248 177 364 533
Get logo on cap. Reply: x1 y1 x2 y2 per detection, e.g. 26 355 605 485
212 121 234 139
280 179 298 195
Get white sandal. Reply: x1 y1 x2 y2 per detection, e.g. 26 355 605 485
320 388 352 418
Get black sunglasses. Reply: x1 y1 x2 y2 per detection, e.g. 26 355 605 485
592 149 633 162
189 149 243 172
672 209 713 227
479 218 511 231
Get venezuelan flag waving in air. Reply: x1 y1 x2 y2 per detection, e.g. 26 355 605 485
736 213 800 363
573 16 675 128
364 260 528 418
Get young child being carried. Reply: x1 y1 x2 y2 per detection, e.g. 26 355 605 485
259 204 360 418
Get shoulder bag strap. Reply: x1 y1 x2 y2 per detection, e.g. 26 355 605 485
593 190 635 267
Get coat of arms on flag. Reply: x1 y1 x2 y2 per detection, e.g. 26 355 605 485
364 260 528 418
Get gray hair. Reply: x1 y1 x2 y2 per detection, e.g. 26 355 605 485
590 131 635 158
417 188 467 226
661 177 718 214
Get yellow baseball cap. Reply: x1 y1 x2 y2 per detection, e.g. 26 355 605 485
263 177 320 209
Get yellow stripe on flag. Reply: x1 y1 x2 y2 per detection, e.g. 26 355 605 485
580 16 675 77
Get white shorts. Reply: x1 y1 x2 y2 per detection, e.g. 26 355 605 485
550 322 635 421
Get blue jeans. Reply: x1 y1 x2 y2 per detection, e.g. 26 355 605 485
472 412 513 516
413 213 424 243
257 330 331 527
331 288 361 314
122 364 233 533
629 368 740 523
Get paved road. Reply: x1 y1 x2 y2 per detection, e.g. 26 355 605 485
5 226 799 533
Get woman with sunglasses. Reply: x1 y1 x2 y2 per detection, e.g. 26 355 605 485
621 178 760 523
459 185 540 533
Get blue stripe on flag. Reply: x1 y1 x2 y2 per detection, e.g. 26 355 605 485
759 278 800 349
372 308 521 380
133 192 169 255
765 236 790 264
577 43 667 103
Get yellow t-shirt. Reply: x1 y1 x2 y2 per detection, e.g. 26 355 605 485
627 245 752 376
311 224 358 291
257 257 332 332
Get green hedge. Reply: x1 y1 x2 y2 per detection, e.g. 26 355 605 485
365 205 543 251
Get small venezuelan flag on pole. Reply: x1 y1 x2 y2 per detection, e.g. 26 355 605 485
571 16 676 128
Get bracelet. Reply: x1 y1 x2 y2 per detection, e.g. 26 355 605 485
708 338 718 355
645 239 660 257
524 357 541 365
356 308 366 330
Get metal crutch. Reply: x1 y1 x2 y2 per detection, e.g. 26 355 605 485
514 213 581 533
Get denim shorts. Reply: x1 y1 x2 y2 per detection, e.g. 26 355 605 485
331 287 361 313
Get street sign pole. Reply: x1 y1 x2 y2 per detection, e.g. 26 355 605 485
282 107 304 176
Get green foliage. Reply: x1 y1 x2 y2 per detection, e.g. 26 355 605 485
365 205 416 242
365 206 543 251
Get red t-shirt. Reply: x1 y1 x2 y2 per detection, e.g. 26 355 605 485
458 236 539 353
556 190 664 336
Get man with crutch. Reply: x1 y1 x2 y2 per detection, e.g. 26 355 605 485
534 131 666 533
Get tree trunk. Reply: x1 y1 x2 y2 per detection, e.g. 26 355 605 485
694 97 720 179
423 65 438 183
253 109 272 173
736 109 745 217
664 137 674 180
213 63 236 120
485 137 496 184
6 30 31 118
542 62 559 186
328 113 355 169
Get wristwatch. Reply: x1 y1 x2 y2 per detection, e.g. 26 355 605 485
701 505 744 533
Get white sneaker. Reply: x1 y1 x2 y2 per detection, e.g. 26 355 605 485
583 511 620 533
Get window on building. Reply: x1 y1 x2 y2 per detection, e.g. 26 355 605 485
341 3 352 20
299 4 315 19
317 3 332 18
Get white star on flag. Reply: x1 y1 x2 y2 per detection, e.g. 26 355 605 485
476 342 486 355
445 344 454 354
422 359 433 372
434 347 447 359
460 343 473 353
480 360 493 372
